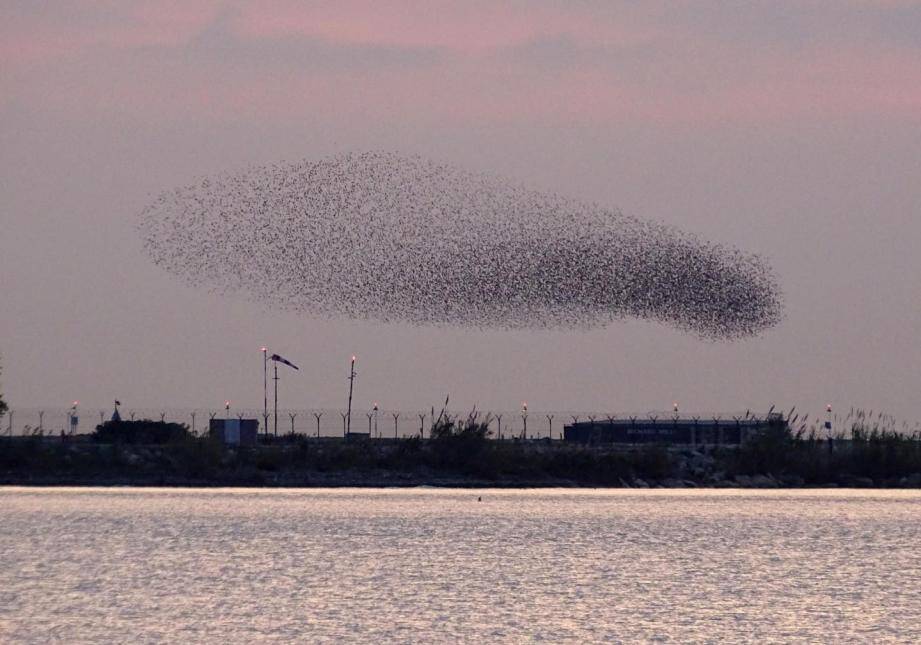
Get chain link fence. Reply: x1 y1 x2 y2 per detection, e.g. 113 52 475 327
2 406 803 440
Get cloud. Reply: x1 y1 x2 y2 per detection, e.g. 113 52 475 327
2 1 920 126
185 9 446 72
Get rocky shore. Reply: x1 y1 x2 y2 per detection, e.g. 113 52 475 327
3 434 920 489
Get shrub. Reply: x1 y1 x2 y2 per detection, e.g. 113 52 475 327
92 419 191 444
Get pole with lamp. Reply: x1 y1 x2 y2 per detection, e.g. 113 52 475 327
521 402 528 440
69 401 79 436
269 353 299 437
346 356 356 436
261 347 268 436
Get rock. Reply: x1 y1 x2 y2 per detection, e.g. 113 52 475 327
899 473 921 488
750 474 779 488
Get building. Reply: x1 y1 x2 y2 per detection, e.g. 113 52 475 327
210 418 259 446
563 414 787 446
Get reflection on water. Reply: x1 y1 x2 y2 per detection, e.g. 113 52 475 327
1 488 919 643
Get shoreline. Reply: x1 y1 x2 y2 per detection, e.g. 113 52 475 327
2 473 916 489
3 433 920 490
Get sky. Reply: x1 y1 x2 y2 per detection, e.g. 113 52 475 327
2 1 920 423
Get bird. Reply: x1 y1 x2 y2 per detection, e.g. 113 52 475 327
138 151 782 339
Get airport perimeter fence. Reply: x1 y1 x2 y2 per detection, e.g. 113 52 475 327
0 407 798 441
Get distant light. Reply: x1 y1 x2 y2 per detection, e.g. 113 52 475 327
225 400 231 408
826 404 832 412
352 355 356 361
673 402 679 411
72 400 79 407
261 347 267 352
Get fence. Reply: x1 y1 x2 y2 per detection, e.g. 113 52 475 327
5 407 917 441
0 407 787 441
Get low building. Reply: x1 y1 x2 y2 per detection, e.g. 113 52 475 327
210 418 259 446
563 414 787 446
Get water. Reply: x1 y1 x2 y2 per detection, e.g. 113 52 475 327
1 488 919 643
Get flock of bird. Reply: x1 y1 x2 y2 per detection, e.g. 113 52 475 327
139 151 782 339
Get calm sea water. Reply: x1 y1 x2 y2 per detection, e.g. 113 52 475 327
1 488 919 643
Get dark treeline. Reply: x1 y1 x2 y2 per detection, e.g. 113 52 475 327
1 415 920 487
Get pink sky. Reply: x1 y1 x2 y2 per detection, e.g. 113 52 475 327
2 2 921 423
4 1 921 126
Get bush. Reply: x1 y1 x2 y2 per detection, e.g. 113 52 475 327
429 411 492 469
92 419 191 444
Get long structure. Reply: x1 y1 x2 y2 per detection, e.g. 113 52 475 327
563 414 787 446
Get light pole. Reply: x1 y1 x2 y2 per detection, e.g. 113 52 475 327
270 353 300 437
346 356 356 436
225 401 231 421
70 401 79 435
373 402 379 438
418 412 426 438
261 347 268 435
496 414 503 440
546 414 554 440
314 411 323 438
521 402 528 440
392 412 399 438
289 412 297 434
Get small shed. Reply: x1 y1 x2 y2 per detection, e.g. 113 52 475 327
210 418 259 446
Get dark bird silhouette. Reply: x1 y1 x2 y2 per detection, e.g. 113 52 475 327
138 151 782 339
